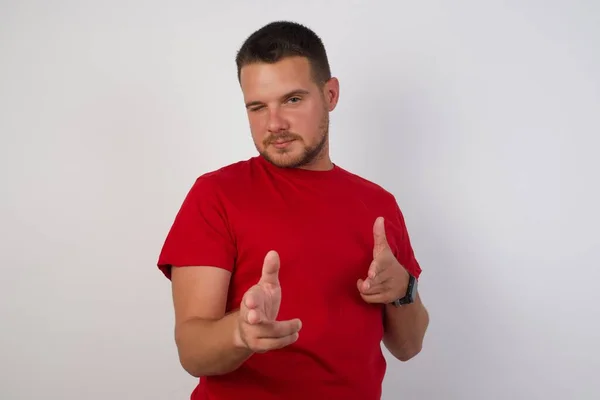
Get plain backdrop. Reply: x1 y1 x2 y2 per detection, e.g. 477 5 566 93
1 1 599 399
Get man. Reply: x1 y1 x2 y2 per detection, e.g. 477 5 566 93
157 20 429 400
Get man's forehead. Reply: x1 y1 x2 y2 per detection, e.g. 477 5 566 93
240 59 315 100
241 58 312 84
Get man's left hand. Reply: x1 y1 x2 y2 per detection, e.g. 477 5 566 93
357 216 409 304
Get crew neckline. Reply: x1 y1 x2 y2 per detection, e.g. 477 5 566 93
255 155 342 180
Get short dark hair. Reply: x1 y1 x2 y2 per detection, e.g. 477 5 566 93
235 21 332 86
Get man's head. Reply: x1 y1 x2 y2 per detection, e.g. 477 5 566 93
236 21 339 170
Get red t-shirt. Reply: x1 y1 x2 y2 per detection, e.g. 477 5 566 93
157 156 421 400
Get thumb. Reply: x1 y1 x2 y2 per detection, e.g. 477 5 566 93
259 250 280 286
373 216 390 257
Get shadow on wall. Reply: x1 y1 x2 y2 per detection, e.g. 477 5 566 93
367 76 500 399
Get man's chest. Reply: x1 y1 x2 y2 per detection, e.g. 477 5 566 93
225 192 386 308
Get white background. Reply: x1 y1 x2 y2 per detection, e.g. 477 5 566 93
1 1 599 399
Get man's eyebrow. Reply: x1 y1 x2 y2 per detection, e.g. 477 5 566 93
245 89 310 109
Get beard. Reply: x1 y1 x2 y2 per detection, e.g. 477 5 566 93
258 111 329 169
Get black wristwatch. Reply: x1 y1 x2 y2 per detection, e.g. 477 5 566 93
391 274 418 307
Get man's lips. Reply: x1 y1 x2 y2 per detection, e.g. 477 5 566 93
272 139 295 149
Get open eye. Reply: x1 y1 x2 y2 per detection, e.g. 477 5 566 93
287 96 301 104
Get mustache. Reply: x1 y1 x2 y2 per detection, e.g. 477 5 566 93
264 132 302 145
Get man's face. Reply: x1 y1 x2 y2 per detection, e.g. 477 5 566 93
240 56 338 169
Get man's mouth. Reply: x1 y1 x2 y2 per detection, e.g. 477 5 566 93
272 139 294 149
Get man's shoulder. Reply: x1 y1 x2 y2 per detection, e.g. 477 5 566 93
336 165 396 201
193 157 257 186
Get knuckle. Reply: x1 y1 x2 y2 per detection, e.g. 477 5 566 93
285 321 300 336
286 332 299 346
247 337 263 352
277 323 292 337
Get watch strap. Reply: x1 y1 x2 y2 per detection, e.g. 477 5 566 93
391 273 417 307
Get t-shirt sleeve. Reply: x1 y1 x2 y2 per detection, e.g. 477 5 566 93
156 175 237 280
389 197 422 279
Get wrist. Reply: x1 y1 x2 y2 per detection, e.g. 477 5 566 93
390 271 417 307
232 318 246 349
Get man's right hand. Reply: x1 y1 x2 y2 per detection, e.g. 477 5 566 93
234 250 302 354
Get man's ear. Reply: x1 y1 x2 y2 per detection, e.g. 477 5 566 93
323 77 340 111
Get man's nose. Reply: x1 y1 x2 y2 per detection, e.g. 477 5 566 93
267 108 289 133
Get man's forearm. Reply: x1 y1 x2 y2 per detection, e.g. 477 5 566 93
175 310 253 377
382 292 429 361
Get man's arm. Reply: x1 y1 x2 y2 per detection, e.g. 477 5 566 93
382 292 429 361
171 265 253 377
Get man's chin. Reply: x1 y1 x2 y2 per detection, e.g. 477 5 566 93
261 149 307 169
